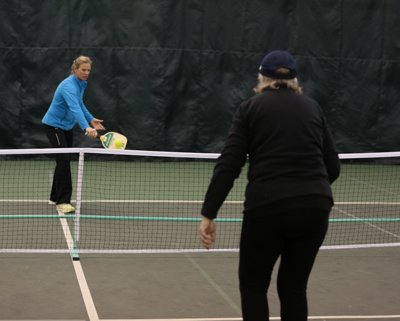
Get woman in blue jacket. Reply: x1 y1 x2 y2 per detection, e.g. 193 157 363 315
42 56 104 213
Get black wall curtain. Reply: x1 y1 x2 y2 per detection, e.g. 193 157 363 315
0 0 399 152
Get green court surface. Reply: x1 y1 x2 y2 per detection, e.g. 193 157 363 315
1 153 400 254
0 150 400 320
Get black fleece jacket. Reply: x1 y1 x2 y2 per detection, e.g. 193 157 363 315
201 87 341 219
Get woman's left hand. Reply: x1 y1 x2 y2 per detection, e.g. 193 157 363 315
91 118 105 130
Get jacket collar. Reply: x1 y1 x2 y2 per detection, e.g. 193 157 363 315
72 75 88 89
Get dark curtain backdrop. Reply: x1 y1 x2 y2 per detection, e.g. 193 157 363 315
0 0 399 152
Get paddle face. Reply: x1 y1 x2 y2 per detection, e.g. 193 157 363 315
100 132 127 150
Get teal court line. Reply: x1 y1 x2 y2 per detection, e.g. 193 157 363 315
0 214 399 223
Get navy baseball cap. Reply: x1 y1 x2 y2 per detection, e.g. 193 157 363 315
259 50 297 79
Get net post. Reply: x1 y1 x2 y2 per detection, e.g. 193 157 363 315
72 149 85 260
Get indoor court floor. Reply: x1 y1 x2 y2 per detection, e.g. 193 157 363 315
0 247 399 321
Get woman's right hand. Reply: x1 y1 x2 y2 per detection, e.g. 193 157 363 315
85 127 98 139
199 216 216 249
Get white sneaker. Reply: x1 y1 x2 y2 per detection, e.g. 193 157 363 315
56 203 75 213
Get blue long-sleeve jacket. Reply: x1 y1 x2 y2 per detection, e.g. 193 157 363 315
42 75 94 131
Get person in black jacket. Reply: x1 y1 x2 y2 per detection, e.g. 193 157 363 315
199 50 340 321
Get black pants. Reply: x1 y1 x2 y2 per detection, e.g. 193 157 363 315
43 124 73 204
239 209 329 321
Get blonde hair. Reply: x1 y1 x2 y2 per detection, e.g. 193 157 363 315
254 69 303 95
70 56 92 74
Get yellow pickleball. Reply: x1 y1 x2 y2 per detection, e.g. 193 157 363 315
114 140 124 149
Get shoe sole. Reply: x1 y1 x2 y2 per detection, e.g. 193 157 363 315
56 204 75 213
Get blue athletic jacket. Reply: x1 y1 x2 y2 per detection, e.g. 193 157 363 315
42 75 94 131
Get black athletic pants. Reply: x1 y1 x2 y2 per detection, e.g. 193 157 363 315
43 124 73 204
239 209 329 321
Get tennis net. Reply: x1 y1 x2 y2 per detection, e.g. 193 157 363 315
1 148 400 255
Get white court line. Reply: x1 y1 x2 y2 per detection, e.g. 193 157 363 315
100 315 400 320
73 260 99 321
4 199 400 205
57 210 99 321
1 316 400 321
